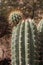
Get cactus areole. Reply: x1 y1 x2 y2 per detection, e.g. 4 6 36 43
11 19 39 65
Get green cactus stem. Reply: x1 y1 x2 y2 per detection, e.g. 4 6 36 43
37 19 43 65
11 19 39 65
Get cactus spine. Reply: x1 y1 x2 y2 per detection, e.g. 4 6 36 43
37 19 43 65
11 19 39 65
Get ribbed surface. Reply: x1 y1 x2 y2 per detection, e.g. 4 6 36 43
37 19 43 65
11 19 39 65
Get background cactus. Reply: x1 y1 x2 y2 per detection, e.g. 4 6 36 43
37 19 43 65
8 11 23 26
11 19 39 65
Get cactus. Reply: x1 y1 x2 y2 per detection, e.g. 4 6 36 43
9 11 22 26
37 19 43 65
37 19 43 32
11 19 39 65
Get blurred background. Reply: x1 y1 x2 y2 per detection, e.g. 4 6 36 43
0 0 43 65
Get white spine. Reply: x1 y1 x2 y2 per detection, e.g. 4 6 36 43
19 21 24 65
25 20 29 65
11 27 18 65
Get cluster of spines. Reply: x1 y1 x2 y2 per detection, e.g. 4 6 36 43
11 14 22 23
9 11 22 26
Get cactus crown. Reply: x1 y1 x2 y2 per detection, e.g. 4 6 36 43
9 10 23 26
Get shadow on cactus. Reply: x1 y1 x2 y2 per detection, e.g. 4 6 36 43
8 10 23 26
